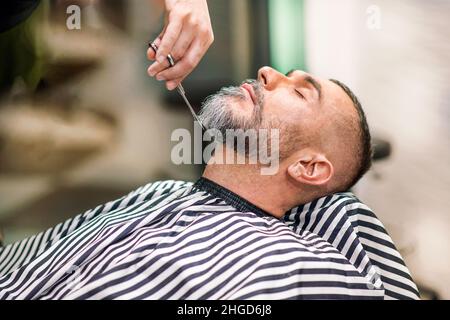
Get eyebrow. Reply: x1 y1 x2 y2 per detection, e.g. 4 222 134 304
286 70 322 100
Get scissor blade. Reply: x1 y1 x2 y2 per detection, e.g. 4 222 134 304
177 87 206 130
149 42 205 130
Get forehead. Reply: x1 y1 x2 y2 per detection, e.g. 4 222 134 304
318 77 357 117
287 70 355 115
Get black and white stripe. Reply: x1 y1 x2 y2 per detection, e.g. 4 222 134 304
284 193 419 299
0 180 419 300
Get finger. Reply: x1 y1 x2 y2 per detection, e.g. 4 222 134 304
147 37 162 61
147 57 172 78
166 78 184 91
150 22 194 80
155 37 208 81
170 27 195 62
147 47 156 61
156 17 183 64
152 30 194 81
147 36 171 77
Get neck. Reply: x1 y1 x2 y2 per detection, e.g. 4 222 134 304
203 151 298 219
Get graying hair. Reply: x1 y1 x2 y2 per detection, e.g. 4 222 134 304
199 80 264 135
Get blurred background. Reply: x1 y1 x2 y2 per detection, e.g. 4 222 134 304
0 0 448 299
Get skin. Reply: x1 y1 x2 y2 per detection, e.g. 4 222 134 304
203 67 359 219
147 0 214 90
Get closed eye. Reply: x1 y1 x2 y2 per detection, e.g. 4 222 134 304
295 89 305 100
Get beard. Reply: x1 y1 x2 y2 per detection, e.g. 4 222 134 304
199 80 265 134
199 80 301 162
199 80 282 160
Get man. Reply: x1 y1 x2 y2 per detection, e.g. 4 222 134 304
198 66 373 213
0 67 419 300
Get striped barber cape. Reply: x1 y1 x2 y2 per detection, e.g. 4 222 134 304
0 178 419 300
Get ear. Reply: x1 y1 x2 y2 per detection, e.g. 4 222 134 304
287 153 334 186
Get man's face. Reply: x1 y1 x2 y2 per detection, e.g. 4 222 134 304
200 67 357 160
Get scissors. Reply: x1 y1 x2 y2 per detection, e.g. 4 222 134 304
149 42 206 130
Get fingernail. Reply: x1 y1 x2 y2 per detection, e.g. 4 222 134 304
167 82 176 90
148 70 156 77
156 75 165 81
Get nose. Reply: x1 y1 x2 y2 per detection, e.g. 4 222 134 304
257 66 286 91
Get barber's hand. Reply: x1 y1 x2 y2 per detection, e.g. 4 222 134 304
147 0 214 90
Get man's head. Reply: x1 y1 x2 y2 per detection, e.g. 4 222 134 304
200 66 372 199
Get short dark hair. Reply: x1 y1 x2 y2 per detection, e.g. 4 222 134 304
329 79 373 190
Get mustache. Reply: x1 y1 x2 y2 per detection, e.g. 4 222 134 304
211 79 264 108
198 79 265 131
242 79 264 108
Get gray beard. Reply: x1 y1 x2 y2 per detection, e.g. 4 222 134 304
199 80 270 158
199 80 264 135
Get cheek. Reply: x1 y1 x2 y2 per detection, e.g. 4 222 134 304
227 97 254 117
263 91 307 123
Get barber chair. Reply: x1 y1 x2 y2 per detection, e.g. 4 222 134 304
372 137 392 162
